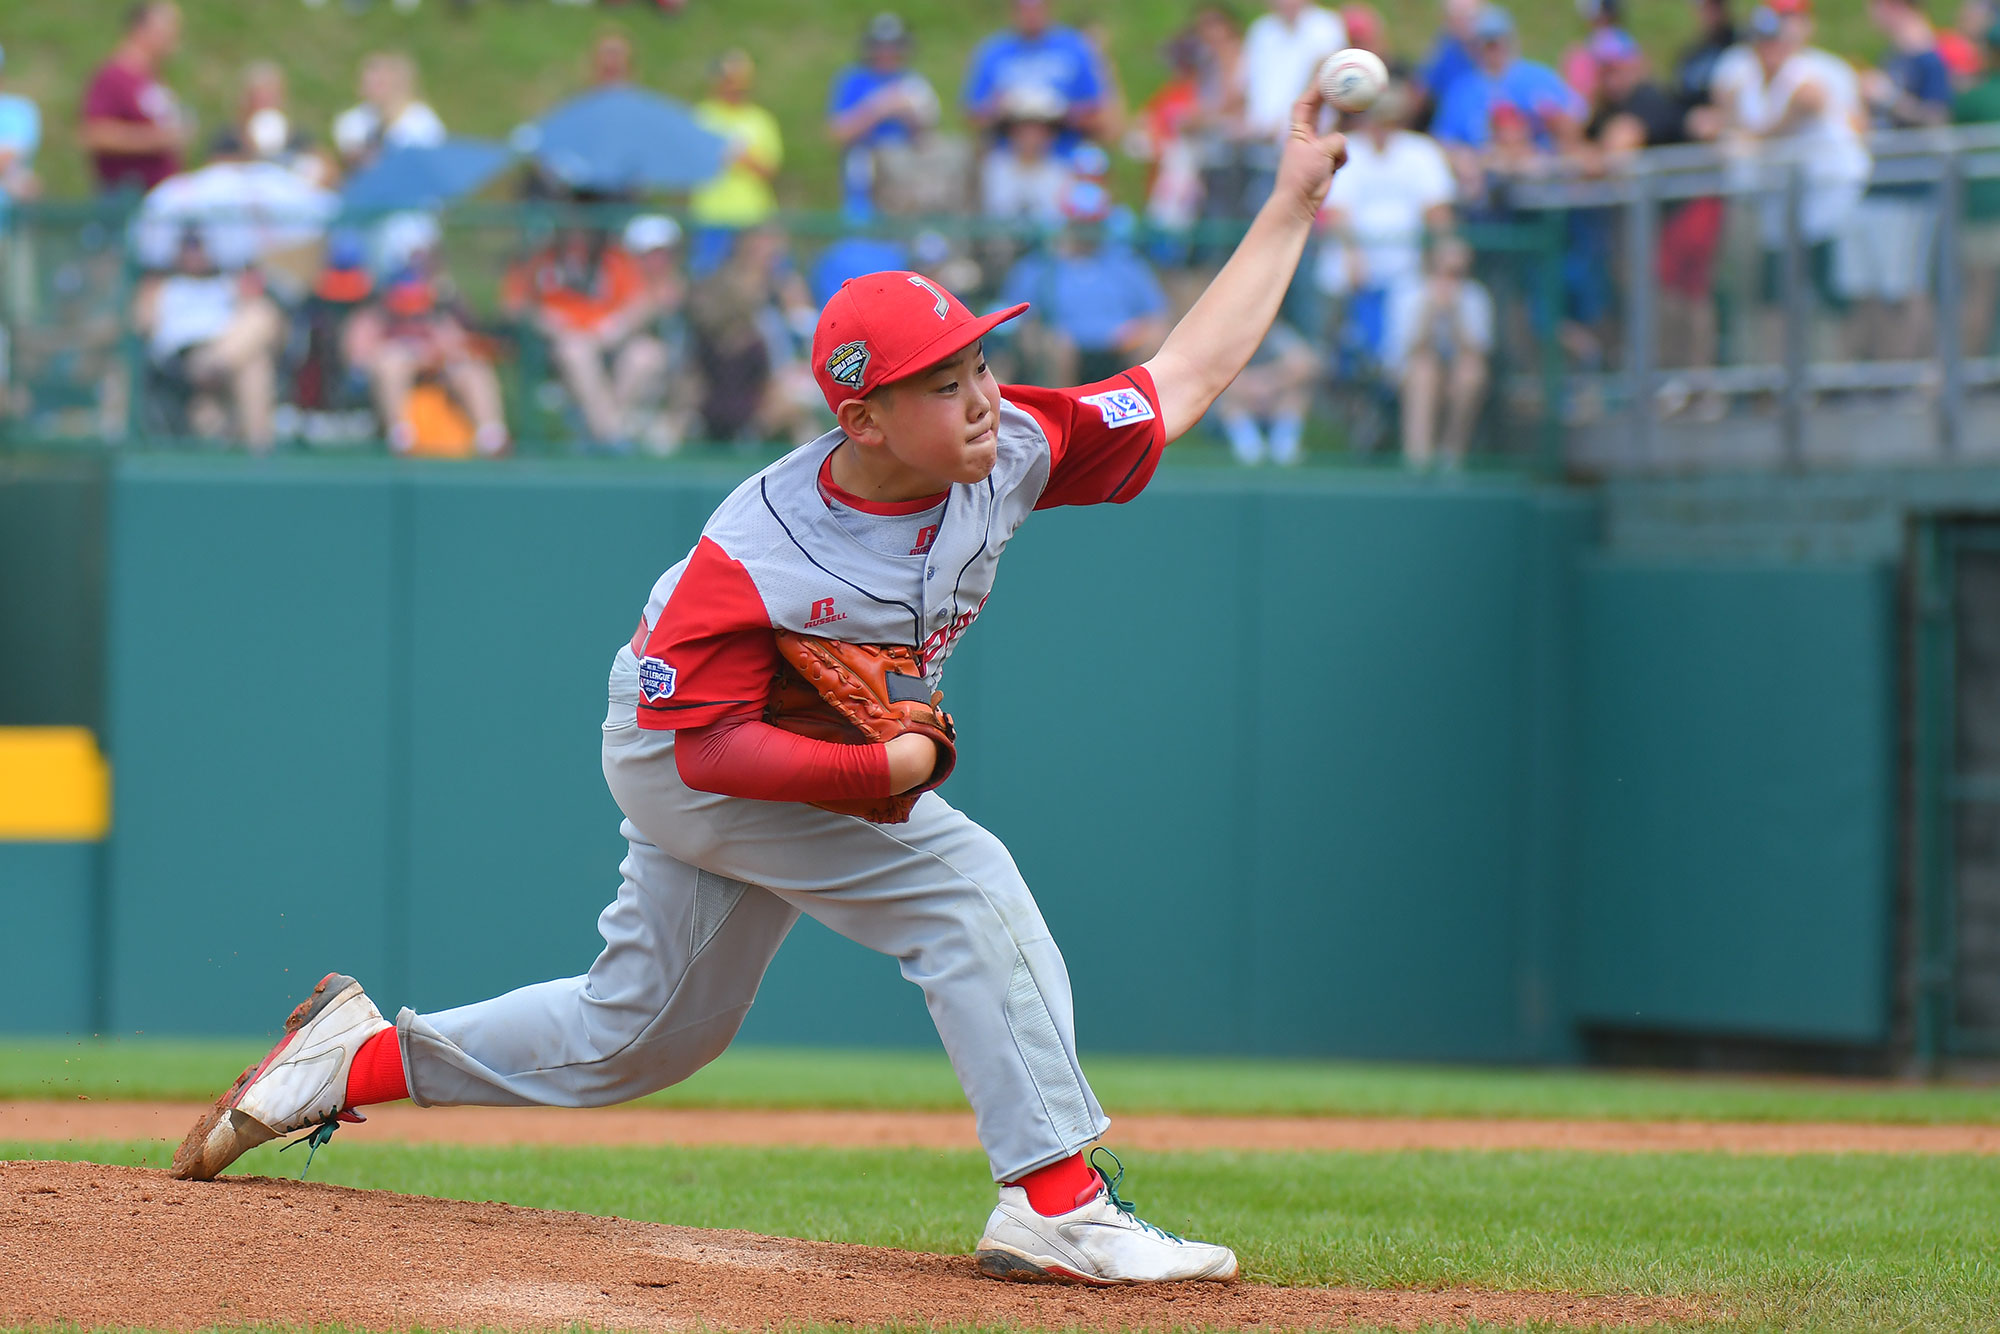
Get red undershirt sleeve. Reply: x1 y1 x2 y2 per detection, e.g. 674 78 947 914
674 711 896 802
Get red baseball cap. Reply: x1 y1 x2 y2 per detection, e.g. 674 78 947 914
811 270 1028 415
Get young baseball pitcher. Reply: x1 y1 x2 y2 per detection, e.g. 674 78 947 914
174 85 1348 1286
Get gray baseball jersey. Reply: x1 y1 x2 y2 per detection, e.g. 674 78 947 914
398 368 1166 1181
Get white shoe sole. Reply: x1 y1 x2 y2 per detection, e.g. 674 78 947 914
974 1240 1237 1285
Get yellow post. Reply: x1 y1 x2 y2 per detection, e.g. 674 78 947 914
0 728 111 840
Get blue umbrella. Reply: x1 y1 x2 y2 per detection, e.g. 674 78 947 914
340 138 512 213
522 87 728 193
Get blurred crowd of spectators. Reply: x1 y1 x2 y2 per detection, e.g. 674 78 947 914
6 0 2000 466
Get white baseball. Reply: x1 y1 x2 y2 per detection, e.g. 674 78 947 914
1318 48 1389 113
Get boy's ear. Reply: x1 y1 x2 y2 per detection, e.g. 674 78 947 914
837 393 887 446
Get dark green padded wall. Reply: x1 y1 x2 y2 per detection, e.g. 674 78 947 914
1247 487 1568 1060
969 480 1594 1059
0 844 97 1031
0 459 105 728
102 462 400 1034
1570 560 1897 1042
0 463 108 1033
12 458 1893 1055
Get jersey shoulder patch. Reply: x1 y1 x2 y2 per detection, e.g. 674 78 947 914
1077 385 1156 428
637 656 678 703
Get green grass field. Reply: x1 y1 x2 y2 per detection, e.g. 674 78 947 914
6 0 1886 206
8 1038 2000 1124
7 1137 2000 1331
6 1043 2000 1330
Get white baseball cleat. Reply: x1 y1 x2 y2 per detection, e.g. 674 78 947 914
974 1149 1239 1285
170 972 391 1181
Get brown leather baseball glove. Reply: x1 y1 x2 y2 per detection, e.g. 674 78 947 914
764 631 957 823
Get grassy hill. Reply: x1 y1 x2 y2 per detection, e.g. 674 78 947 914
6 0 1881 208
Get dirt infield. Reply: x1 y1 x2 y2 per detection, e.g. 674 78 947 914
6 1100 2000 1154
0 1161 1695 1331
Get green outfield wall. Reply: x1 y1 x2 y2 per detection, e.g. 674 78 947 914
1569 560 1897 1044
0 459 106 733
0 456 1903 1059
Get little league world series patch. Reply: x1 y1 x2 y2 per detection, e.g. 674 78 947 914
638 656 677 703
826 340 871 389
1080 386 1156 428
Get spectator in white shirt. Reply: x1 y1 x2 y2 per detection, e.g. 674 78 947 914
237 61 327 187
980 83 1075 228
1315 81 1454 363
1241 0 1349 145
1387 235 1492 469
133 227 282 452
332 52 446 172
1242 0 1347 330
1711 6 1870 344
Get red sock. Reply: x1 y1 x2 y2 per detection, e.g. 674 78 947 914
1009 1152 1102 1217
343 1028 409 1109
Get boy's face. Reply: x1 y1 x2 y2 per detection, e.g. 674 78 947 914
859 342 1001 486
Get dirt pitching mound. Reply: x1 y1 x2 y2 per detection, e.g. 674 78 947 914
1 1161 1693 1331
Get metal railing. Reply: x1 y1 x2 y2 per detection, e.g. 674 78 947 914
1508 123 2000 474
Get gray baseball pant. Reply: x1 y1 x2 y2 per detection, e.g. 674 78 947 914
396 667 1108 1181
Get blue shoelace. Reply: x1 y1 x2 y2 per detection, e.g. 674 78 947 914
279 1116 343 1180
1089 1145 1186 1243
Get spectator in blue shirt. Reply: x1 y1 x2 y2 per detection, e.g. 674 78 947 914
1416 0 1483 130
0 45 42 211
1838 0 1955 359
963 0 1108 150
1862 0 1953 130
826 14 941 219
999 180 1168 384
1430 6 1585 153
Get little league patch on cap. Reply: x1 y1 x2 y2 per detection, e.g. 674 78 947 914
810 271 1029 414
825 340 871 389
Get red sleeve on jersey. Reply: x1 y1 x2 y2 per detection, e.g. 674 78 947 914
636 536 780 731
1011 364 1168 510
674 714 895 802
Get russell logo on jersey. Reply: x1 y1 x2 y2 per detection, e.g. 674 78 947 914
804 597 849 629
